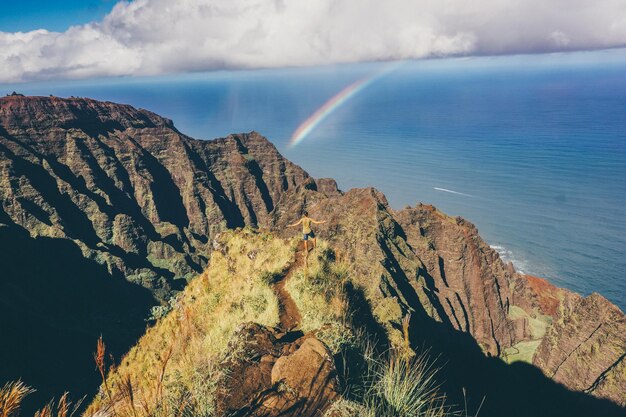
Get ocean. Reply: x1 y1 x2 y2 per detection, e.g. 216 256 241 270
4 50 626 311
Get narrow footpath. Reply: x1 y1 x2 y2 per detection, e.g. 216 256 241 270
272 243 305 330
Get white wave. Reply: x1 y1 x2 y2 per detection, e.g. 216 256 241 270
490 244 529 274
433 187 474 198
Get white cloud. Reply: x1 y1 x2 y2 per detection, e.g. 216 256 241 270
1 0 626 82
549 31 571 48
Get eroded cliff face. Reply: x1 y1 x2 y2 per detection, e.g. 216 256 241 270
268 173 626 406
0 95 308 298
1 96 624 410
269 184 518 357
532 291 626 402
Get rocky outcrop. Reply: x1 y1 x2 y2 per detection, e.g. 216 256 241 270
268 185 626 406
533 292 626 404
395 204 517 356
270 186 517 357
216 323 339 417
0 95 309 299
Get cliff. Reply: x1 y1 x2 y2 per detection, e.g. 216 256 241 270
0 96 624 416
0 95 309 297
0 95 309 410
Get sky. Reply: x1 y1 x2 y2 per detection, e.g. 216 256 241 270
0 1 116 32
1 0 626 83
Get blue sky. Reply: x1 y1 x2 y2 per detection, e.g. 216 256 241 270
0 0 116 32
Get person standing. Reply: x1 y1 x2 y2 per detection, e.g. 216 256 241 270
289 210 326 253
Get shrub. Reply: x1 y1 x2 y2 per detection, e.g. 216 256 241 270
364 352 448 417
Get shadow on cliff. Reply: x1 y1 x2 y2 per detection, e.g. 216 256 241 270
0 223 157 414
407 302 626 417
366 223 626 417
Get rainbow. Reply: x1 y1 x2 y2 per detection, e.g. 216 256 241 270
289 62 402 147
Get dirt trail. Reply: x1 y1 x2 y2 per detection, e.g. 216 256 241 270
273 244 306 330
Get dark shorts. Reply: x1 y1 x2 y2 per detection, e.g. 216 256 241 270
303 231 315 240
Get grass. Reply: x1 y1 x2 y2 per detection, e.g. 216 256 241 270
1 380 36 417
83 227 294 417
286 242 353 353
364 352 450 417
504 306 552 364
324 339 456 417
0 381 82 417
288 241 459 417
508 306 551 340
503 340 543 364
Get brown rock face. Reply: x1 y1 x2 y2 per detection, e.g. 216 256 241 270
0 95 309 298
518 274 564 317
395 204 516 356
533 292 626 405
216 323 339 417
270 187 516 357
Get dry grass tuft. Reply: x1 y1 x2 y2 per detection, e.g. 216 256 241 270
0 381 84 417
0 380 36 417
33 392 83 417
323 335 456 417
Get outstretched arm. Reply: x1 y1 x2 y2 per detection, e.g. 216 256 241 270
311 219 326 225
288 218 303 227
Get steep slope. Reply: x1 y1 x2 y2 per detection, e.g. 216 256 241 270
1 96 624 415
84 229 340 417
268 180 626 409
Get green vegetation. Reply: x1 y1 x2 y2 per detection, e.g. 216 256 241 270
323 337 453 417
361 352 450 417
504 305 552 364
508 305 551 340
503 340 543 364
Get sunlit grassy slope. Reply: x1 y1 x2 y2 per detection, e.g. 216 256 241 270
84 228 295 417
2 229 460 417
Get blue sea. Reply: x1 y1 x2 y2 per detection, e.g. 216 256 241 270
4 50 626 311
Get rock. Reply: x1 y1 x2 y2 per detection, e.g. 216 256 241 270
514 274 565 317
395 203 517 356
216 323 340 417
533 293 626 405
314 178 342 196
269 338 339 411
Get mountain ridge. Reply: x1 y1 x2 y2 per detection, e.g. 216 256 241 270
0 95 624 416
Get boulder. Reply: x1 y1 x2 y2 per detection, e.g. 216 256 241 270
216 323 340 417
